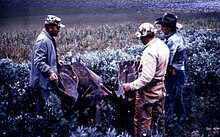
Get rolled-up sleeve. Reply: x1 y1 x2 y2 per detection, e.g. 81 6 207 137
129 52 156 90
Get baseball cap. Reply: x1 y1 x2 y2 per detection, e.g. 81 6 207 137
44 15 65 28
135 22 157 38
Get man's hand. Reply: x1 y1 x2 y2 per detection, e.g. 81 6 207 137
58 60 64 67
122 83 131 92
167 65 176 76
49 72 58 81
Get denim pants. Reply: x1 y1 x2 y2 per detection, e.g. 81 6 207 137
165 70 186 131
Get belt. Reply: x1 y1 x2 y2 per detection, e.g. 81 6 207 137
147 79 164 87
172 64 185 70
174 61 184 64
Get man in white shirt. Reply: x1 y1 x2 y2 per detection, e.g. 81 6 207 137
123 22 169 137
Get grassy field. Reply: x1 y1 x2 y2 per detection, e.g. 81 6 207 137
0 14 220 136
1 1 220 136
0 16 220 62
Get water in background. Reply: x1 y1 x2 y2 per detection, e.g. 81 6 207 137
0 3 220 31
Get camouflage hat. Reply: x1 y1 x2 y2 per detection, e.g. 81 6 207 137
135 22 157 38
45 15 65 27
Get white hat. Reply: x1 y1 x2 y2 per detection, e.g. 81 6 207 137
136 22 157 38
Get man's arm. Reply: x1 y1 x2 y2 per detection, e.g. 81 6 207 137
33 40 53 75
123 52 156 91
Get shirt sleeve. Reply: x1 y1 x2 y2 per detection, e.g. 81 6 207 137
166 39 178 65
129 51 156 90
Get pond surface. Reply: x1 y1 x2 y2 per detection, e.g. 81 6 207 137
0 6 220 31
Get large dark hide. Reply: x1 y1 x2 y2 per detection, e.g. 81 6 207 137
58 62 112 123
118 60 140 98
57 60 141 132
100 60 140 133
114 60 140 133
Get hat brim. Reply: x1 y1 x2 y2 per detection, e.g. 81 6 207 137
58 23 65 28
155 17 182 29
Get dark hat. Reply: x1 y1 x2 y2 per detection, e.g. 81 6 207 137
45 15 65 27
155 13 182 29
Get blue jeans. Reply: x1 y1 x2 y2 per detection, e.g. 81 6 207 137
165 70 186 131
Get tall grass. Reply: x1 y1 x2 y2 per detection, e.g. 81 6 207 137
0 17 220 62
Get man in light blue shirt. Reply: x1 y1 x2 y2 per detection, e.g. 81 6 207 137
155 12 187 135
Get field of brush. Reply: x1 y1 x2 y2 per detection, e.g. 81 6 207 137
0 16 220 136
0 0 220 136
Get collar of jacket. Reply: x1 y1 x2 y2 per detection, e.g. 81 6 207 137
164 31 176 39
143 37 158 51
42 29 53 40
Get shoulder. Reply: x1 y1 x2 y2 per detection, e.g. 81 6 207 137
36 30 52 44
144 38 168 54
169 32 183 42
155 38 166 45
35 33 51 51
156 38 169 51
150 38 167 50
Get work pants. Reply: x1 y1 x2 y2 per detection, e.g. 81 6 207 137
35 87 60 117
134 82 166 137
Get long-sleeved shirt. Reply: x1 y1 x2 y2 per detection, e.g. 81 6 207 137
29 29 58 90
165 32 186 70
129 38 170 90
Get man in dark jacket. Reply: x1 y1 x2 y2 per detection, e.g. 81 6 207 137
29 15 65 116
155 13 187 135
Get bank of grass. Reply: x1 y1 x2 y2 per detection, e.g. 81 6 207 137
0 17 220 62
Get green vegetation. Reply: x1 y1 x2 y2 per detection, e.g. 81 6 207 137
1 17 220 62
0 23 138 62
0 17 220 136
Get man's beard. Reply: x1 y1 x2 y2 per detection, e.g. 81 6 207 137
50 32 59 37
52 32 59 37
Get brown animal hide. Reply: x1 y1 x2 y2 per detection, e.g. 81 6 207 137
117 60 140 99
101 60 141 133
58 65 79 102
57 60 140 127
58 62 112 108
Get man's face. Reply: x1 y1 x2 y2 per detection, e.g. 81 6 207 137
161 25 171 35
49 25 61 37
140 36 148 45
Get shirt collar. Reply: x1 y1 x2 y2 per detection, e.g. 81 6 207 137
42 29 53 40
164 31 176 39
144 37 157 47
